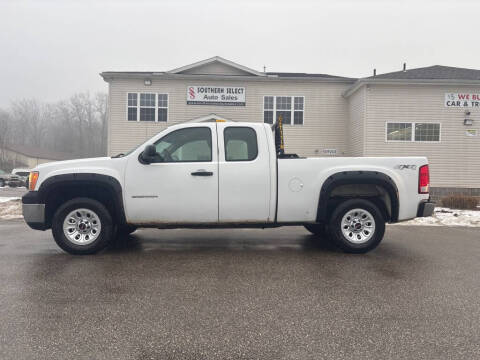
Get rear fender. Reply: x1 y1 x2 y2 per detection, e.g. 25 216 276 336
316 171 399 222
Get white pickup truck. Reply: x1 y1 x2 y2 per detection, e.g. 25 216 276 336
22 120 434 255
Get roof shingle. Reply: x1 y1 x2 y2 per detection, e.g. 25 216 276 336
367 65 480 80
267 72 355 80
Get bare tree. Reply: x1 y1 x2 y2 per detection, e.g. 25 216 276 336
10 99 46 147
95 92 108 154
0 109 11 167
4 92 108 160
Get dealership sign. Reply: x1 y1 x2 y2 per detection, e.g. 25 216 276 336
445 93 480 107
187 86 246 106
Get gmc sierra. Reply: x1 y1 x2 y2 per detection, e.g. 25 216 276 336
22 120 434 254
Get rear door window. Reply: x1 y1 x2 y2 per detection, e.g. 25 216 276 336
224 127 258 161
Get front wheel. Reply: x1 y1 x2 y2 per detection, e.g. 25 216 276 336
328 199 385 254
52 197 114 255
0 179 5 187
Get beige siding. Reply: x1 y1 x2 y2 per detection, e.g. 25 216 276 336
363 84 480 188
179 62 253 76
347 86 366 156
108 78 352 158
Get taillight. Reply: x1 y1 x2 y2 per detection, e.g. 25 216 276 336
28 171 39 191
418 165 429 194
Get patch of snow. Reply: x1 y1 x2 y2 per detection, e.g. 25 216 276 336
0 197 22 219
0 197 21 203
395 207 480 227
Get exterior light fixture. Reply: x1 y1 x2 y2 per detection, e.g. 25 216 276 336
464 118 473 126
144 79 152 86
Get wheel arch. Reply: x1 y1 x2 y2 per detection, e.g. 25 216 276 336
38 173 126 228
316 171 399 223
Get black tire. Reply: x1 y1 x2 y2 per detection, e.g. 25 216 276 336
0 179 5 187
304 223 328 238
51 197 114 255
328 199 385 254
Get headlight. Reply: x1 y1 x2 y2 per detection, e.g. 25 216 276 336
28 171 39 191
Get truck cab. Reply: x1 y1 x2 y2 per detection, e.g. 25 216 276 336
124 121 275 224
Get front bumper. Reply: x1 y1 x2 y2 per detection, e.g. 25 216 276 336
22 191 47 230
417 200 435 217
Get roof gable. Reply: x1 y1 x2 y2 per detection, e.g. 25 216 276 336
168 56 266 77
185 113 234 123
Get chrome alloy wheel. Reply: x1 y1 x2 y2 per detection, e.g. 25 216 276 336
63 208 102 245
340 208 376 244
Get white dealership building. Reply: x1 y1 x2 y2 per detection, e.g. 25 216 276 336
101 57 480 198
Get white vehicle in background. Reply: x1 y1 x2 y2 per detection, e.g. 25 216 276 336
11 168 31 187
22 119 434 255
0 168 30 188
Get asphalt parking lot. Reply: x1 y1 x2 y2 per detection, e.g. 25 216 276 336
0 221 479 360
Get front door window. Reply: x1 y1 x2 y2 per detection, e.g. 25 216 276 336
153 127 212 162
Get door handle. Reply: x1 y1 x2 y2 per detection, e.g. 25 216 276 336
191 170 213 176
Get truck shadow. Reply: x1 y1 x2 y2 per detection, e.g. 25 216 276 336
107 230 341 254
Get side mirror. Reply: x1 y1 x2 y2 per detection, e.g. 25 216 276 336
139 144 158 164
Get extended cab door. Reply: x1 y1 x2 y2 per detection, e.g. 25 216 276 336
124 123 218 224
217 123 274 223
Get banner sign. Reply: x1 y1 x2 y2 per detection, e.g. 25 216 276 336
187 86 246 106
445 93 480 107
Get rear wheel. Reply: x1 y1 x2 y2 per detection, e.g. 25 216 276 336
0 179 5 187
52 197 114 255
328 199 385 253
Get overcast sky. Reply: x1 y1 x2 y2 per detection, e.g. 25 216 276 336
0 0 479 107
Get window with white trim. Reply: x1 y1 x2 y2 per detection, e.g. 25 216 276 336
140 93 155 121
263 96 304 125
127 93 168 122
386 122 440 142
158 94 168 122
414 123 440 141
127 93 138 121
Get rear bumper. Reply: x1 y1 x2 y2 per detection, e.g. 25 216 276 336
417 200 435 217
22 191 47 230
